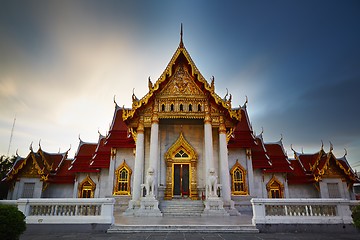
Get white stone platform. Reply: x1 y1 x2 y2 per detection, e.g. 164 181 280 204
109 214 258 233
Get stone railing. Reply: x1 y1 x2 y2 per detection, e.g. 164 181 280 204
0 198 115 224
251 198 359 225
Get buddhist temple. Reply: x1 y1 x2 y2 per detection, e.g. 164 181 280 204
4 27 359 217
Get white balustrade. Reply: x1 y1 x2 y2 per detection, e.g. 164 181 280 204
0 198 114 224
251 198 359 225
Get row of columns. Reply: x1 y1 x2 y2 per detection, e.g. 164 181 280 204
130 103 233 203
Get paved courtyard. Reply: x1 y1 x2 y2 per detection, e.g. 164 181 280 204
20 232 360 240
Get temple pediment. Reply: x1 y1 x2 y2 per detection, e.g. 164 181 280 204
157 64 205 98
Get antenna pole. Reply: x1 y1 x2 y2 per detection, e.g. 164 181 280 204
7 116 16 156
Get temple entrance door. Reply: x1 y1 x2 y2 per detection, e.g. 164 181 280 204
173 164 190 197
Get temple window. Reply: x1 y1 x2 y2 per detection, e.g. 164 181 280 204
161 104 166 112
230 160 248 195
180 104 183 111
21 182 35 198
198 104 202 112
327 183 341 198
189 104 192 112
171 104 174 112
78 176 96 198
266 176 284 198
175 149 189 158
114 161 132 195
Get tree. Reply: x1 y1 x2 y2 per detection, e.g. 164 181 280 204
0 155 16 199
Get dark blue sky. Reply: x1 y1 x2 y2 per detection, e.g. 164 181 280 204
1 0 360 170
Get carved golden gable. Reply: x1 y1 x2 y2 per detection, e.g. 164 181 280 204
158 65 205 97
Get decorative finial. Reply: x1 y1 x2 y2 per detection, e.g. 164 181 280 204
290 144 295 152
113 95 117 106
243 95 248 108
321 140 324 150
280 134 283 141
29 142 33 152
223 88 229 101
180 23 184 47
148 76 153 90
38 139 41 149
16 149 19 157
329 141 333 152
132 88 139 102
344 148 347 157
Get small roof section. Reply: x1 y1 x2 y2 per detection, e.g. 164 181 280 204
68 139 98 173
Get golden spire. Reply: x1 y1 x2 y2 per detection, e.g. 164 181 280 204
180 23 184 48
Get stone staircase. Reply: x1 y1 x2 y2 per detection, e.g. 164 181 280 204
159 199 204 217
107 224 259 233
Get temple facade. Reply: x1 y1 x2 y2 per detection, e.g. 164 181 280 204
4 31 359 216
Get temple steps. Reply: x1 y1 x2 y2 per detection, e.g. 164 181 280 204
159 199 204 217
107 224 259 233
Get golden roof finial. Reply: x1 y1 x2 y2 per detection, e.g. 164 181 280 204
180 23 184 48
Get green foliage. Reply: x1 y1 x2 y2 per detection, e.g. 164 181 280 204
0 155 16 199
0 155 16 180
352 205 360 229
0 205 26 240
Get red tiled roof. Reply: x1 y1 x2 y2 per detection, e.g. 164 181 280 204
264 142 293 173
252 136 272 169
228 107 257 148
105 105 135 148
68 141 98 173
90 135 111 169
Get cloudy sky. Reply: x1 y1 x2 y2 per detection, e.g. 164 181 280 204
1 0 360 171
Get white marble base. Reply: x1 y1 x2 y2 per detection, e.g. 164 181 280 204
134 196 163 217
123 200 140 216
223 200 240 216
201 197 229 216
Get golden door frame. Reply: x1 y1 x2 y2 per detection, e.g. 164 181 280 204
164 132 198 200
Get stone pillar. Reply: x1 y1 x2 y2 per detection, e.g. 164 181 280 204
246 148 255 195
218 116 231 203
107 148 116 196
148 106 159 197
131 117 145 202
204 102 214 198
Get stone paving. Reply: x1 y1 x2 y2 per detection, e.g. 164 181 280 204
20 232 360 240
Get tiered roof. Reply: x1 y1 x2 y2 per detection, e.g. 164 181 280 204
251 135 272 169
228 106 257 148
90 134 112 169
105 104 135 148
68 139 98 173
288 146 359 184
5 145 74 184
264 140 293 173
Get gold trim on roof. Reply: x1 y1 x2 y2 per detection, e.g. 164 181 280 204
122 44 241 122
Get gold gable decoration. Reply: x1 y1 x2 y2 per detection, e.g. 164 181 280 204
122 38 242 122
159 65 204 97
165 132 197 161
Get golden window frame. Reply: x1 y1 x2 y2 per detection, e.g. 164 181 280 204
230 160 248 195
114 160 132 195
78 175 96 198
266 175 284 198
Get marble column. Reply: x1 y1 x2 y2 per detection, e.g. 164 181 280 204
130 117 145 202
148 109 159 196
107 148 116 197
218 116 231 203
204 103 214 198
246 149 255 195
